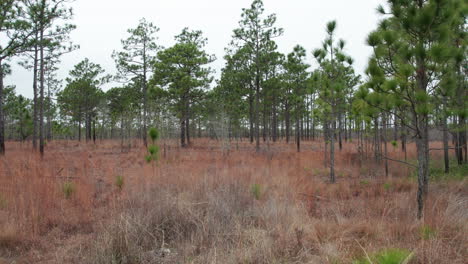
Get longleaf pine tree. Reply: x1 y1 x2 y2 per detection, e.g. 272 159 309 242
361 0 465 218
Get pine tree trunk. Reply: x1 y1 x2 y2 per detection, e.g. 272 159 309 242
39 28 45 156
142 43 148 147
338 113 342 150
285 102 290 143
180 117 186 147
296 115 300 152
272 98 277 142
255 73 260 152
78 120 81 141
330 117 336 183
383 114 388 177
324 120 329 168
32 41 39 150
442 97 449 173
249 92 254 143
0 59 5 155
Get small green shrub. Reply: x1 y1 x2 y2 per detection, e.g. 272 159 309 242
383 182 392 191
251 184 262 200
146 128 160 167
115 175 124 190
148 127 159 141
391 140 398 148
145 155 152 163
360 179 370 185
353 248 413 264
420 225 437 240
0 193 7 209
148 145 159 156
62 182 75 199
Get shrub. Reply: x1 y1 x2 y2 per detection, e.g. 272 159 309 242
116 175 124 191
148 127 159 142
360 179 370 185
0 193 7 209
62 181 75 199
251 183 262 200
383 182 392 191
353 248 413 264
420 225 437 240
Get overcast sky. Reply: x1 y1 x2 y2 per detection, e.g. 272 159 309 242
6 0 384 98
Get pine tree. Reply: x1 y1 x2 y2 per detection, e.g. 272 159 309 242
113 18 159 147
362 0 465 218
0 0 33 155
313 21 358 183
152 28 214 147
233 0 283 151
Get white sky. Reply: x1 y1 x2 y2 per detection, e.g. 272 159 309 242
6 0 384 98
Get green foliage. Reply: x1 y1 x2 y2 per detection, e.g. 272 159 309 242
146 128 160 165
58 59 108 128
428 160 467 181
113 18 159 80
391 140 398 148
420 225 437 240
115 175 124 191
383 182 392 191
353 248 413 264
251 184 262 200
145 155 152 163
0 193 7 209
360 180 370 185
62 182 75 199
148 127 159 142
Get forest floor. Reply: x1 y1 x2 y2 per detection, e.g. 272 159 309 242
0 139 466 263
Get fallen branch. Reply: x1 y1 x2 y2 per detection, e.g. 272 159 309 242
379 154 417 168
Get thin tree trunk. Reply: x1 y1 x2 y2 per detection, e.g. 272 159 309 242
330 117 336 183
180 117 186 147
383 114 388 177
296 115 300 152
249 92 254 143
39 27 45 156
0 59 5 155
442 97 449 173
285 102 290 143
32 41 39 150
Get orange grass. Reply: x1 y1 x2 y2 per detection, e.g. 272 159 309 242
0 139 466 263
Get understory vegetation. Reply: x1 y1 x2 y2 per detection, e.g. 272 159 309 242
0 140 466 263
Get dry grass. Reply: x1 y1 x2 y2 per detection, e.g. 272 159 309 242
0 139 466 263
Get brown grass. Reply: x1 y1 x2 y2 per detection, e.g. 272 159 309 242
0 139 466 263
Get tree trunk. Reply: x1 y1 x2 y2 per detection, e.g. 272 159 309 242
338 113 342 150
77 120 80 141
330 117 336 183
249 92 254 143
285 102 290 143
272 97 277 142
383 114 388 177
442 97 449 173
255 73 260 152
142 43 148 147
32 40 39 150
180 117 186 147
374 117 381 163
39 29 45 156
0 59 5 155
296 115 300 152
